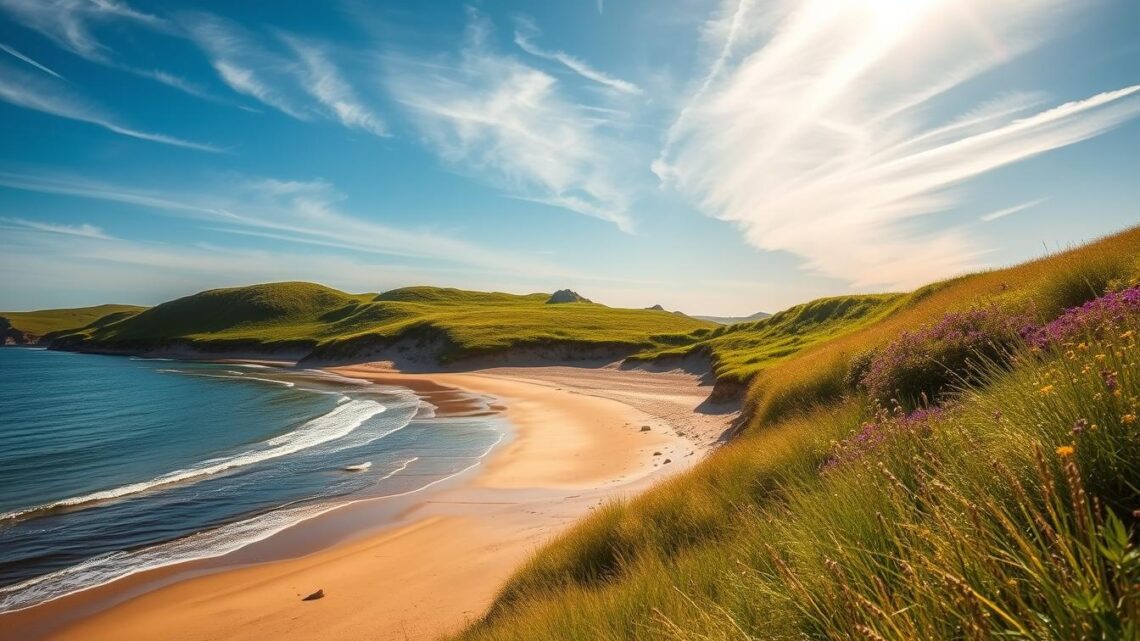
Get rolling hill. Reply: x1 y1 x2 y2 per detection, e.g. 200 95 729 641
47 282 717 365
1 304 147 345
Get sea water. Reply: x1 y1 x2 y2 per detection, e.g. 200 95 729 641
0 348 504 612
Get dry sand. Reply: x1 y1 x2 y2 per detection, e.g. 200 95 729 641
1 363 735 641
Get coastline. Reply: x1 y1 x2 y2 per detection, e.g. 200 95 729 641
0 362 731 641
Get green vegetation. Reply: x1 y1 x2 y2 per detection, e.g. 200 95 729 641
631 293 906 387
0 304 146 339
450 226 1140 641
51 281 715 362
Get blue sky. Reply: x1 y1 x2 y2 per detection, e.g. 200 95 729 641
1 0 1137 315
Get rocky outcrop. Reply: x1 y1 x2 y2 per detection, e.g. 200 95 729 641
546 289 591 304
646 304 665 311
1 317 36 346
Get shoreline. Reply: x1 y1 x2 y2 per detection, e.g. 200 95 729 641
0 361 729 641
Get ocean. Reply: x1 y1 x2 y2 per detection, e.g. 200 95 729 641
0 348 504 612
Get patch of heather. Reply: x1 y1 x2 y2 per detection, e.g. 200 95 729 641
823 405 944 472
859 307 1031 407
1024 286 1140 348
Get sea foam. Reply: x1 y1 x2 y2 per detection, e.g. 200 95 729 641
0 398 387 522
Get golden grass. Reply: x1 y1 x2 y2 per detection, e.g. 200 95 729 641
450 225 1140 641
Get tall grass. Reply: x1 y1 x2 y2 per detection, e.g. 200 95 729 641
744 226 1140 427
451 255 1140 640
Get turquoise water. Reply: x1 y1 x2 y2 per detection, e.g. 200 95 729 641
0 348 504 612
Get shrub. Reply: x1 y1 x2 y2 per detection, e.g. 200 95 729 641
859 307 1031 408
822 405 944 471
1024 285 1140 348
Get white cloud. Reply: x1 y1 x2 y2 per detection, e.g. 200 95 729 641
385 10 636 231
0 0 253 105
184 15 312 120
0 217 113 239
0 64 224 152
0 171 571 279
513 19 642 95
980 198 1045 223
184 14 387 135
656 0 1140 289
0 0 166 62
0 42 63 78
281 35 388 136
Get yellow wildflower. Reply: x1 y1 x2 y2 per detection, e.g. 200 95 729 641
1039 385 1055 396
1122 414 1136 424
1122 330 1135 339
1055 445 1075 457
1095 354 1107 361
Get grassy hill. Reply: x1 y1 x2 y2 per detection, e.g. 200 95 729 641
50 282 716 363
448 225 1140 641
631 293 906 393
1 304 146 344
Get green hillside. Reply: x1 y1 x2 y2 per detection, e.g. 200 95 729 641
449 225 1140 641
1 304 147 341
51 282 716 362
631 293 906 388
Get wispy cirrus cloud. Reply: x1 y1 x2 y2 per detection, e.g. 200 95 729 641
385 10 636 231
0 64 224 152
513 18 642 96
655 0 1140 289
0 0 251 106
184 14 387 136
0 216 113 239
0 170 569 278
978 198 1047 223
0 0 166 62
184 15 312 121
281 35 388 136
0 42 63 78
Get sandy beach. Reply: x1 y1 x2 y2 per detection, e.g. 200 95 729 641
0 363 733 641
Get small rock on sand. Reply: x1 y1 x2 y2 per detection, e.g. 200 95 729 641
303 589 325 601
663 458 672 464
653 451 662 456
640 425 651 432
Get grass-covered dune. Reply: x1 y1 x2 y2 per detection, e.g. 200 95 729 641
450 226 1140 641
49 282 716 364
630 293 907 396
0 304 146 344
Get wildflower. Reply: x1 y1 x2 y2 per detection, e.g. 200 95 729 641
1122 330 1135 339
1055 445 1075 457
1102 370 1119 392
1039 385 1055 396
1072 418 1089 434
1122 414 1136 424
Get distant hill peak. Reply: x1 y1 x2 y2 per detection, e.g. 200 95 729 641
647 304 665 311
547 289 591 304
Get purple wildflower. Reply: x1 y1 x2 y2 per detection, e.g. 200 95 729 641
1025 286 1140 348
859 307 1030 407
1102 369 1119 393
823 407 944 471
